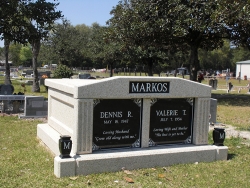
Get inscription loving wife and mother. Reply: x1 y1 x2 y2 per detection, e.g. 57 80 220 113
149 98 193 145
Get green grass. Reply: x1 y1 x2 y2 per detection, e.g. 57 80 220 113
0 115 250 187
216 96 250 131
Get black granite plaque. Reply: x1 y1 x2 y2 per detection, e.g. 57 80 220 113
93 99 141 150
149 98 193 146
129 82 170 93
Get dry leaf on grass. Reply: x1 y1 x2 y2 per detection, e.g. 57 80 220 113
162 167 168 171
158 174 166 178
124 177 134 183
165 177 172 181
123 170 133 175
87 180 91 185
69 176 78 180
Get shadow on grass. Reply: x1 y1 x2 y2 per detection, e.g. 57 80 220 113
227 153 236 160
211 94 250 107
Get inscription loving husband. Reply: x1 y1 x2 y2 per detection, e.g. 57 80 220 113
93 99 141 150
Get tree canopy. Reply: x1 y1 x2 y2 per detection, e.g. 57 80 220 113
0 0 62 89
106 0 250 80
0 0 28 43
3 0 250 82
42 20 87 67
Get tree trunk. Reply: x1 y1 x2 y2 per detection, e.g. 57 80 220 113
147 59 153 76
189 45 200 81
4 39 11 85
109 62 113 77
31 40 41 92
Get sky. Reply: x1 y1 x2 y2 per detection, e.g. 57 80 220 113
53 0 119 26
0 0 120 47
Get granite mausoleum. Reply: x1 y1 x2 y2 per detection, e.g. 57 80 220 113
37 76 228 178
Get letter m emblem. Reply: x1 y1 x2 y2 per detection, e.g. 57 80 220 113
64 142 71 149
219 133 225 139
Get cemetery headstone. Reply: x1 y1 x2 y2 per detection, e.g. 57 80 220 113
19 96 48 118
0 84 14 95
0 84 14 113
210 98 217 124
45 71 51 78
37 76 228 177
39 78 45 85
227 82 233 93
25 70 33 75
209 79 217 90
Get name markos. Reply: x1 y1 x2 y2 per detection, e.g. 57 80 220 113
129 82 170 93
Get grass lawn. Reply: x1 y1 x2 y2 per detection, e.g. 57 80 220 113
0 74 250 187
216 96 250 131
0 115 250 187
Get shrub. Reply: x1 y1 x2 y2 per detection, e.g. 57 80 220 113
53 64 73 78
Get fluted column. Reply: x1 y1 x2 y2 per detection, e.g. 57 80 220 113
141 99 151 148
73 99 93 154
192 98 210 145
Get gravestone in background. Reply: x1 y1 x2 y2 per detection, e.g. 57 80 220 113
93 99 141 150
39 78 45 85
25 70 33 75
45 71 51 78
210 98 217 124
149 98 193 146
0 84 14 95
0 84 14 113
23 96 48 117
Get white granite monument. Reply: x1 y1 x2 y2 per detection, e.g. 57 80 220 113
37 76 228 177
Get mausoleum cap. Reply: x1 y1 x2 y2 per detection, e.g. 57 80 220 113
45 76 211 99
